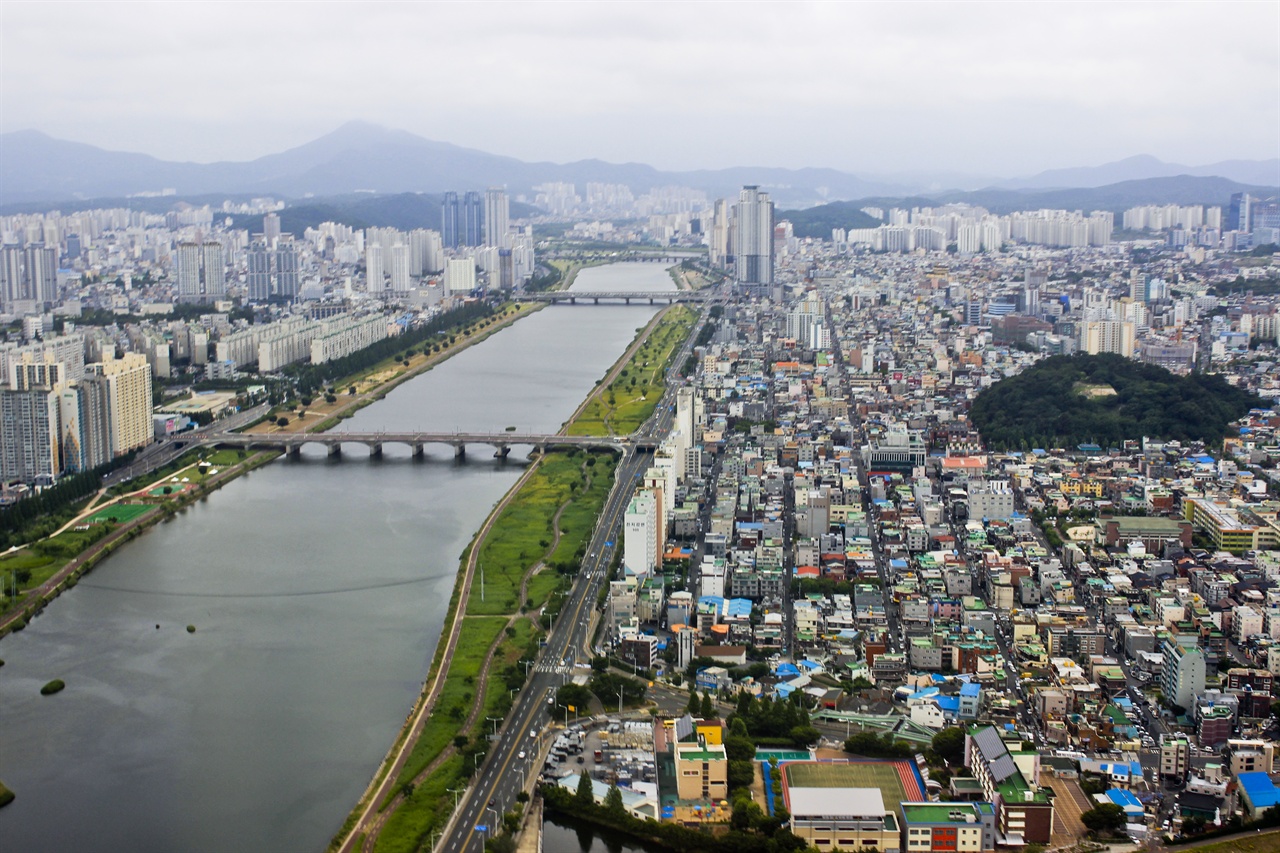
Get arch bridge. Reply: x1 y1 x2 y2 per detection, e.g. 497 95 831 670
183 430 659 460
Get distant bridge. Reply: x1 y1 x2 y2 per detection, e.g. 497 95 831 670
183 430 660 459
518 290 709 305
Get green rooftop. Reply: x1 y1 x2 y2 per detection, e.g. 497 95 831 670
902 803 982 824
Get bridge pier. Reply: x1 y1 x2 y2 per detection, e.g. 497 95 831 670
328 444 341 458
369 443 382 459
454 444 466 459
411 443 424 458
288 445 301 460
494 445 510 460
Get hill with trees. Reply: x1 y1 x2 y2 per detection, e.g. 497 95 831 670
968 354 1263 450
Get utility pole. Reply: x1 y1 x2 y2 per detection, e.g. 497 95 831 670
448 786 464 811
480 564 485 602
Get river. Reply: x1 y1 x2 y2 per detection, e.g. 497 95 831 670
0 263 675 852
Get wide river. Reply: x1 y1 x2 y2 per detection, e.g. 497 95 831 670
0 263 676 852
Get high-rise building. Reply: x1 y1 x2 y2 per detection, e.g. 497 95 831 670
388 244 411 291
1162 637 1206 709
485 187 509 248
365 244 385 292
731 186 774 297
1080 320 1135 357
463 191 483 247
262 212 281 247
445 257 476 293
175 241 225 302
441 191 461 249
0 387 61 486
0 244 57 308
623 490 660 577
248 236 300 302
92 353 153 457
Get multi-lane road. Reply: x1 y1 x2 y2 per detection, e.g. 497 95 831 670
436 308 707 853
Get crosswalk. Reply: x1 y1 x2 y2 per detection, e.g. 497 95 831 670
532 663 573 674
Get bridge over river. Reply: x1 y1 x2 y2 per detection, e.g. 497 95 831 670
517 290 710 305
182 430 659 459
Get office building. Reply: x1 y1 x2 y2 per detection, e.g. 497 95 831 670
624 490 661 577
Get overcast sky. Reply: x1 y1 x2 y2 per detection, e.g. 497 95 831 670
3 1 1277 178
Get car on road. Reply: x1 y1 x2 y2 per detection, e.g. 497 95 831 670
517 751 526 760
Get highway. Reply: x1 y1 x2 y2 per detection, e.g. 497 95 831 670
436 304 708 853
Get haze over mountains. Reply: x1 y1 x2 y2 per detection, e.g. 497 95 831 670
1 121 1276 210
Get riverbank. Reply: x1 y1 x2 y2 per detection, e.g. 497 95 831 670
0 449 278 640
340 267 699 853
0 300 541 639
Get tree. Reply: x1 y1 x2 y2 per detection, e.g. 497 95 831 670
575 771 594 807
700 692 714 718
931 726 966 764
604 784 625 817
1080 803 1126 834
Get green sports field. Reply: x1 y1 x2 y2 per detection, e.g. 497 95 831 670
782 760 925 814
85 504 155 524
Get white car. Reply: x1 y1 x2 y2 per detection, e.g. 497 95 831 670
517 751 527 760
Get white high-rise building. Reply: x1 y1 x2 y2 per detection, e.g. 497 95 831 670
484 187 510 248
445 257 476 293
389 244 411 292
623 490 660 577
365 245 385 292
93 352 153 457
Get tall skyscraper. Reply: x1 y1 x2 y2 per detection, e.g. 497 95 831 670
93 353 153 457
463 191 483 247
441 191 460 249
275 236 299 299
389 244 411 291
247 239 272 302
485 187 510 248
732 186 774 297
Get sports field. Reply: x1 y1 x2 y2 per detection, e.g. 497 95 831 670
85 504 155 524
783 759 926 813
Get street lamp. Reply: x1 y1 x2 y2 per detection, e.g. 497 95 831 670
448 786 465 811
487 716 502 737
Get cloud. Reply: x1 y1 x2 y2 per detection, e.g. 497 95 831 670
2 0 1276 176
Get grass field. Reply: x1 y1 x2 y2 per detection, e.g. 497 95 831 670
85 504 155 524
566 306 696 437
1179 832 1280 853
782 760 925 815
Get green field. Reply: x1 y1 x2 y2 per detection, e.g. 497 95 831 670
567 306 696 437
468 451 616 616
86 504 155 524
782 761 919 815
1179 832 1280 853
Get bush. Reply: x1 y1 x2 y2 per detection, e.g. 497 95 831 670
41 679 65 696
0 780 13 808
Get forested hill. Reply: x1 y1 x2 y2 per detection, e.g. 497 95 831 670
968 354 1264 450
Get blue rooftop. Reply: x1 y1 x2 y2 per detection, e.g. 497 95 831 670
1106 789 1143 812
960 682 982 697
936 696 960 713
1239 772 1280 809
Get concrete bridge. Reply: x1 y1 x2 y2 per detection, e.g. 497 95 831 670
182 430 660 459
518 290 709 305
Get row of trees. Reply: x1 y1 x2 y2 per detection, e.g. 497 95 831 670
284 300 496 396
0 454 135 550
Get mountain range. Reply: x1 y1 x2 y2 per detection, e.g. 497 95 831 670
0 121 1276 210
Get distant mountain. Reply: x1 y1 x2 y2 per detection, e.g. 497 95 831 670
780 175 1280 228
1001 154 1280 190
0 122 906 207
3 124 1275 210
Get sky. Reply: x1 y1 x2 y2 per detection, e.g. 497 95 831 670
3 0 1277 179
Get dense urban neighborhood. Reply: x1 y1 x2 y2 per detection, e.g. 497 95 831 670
3 183 1280 853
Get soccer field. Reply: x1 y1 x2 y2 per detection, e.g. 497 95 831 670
783 759 926 811
86 504 155 524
